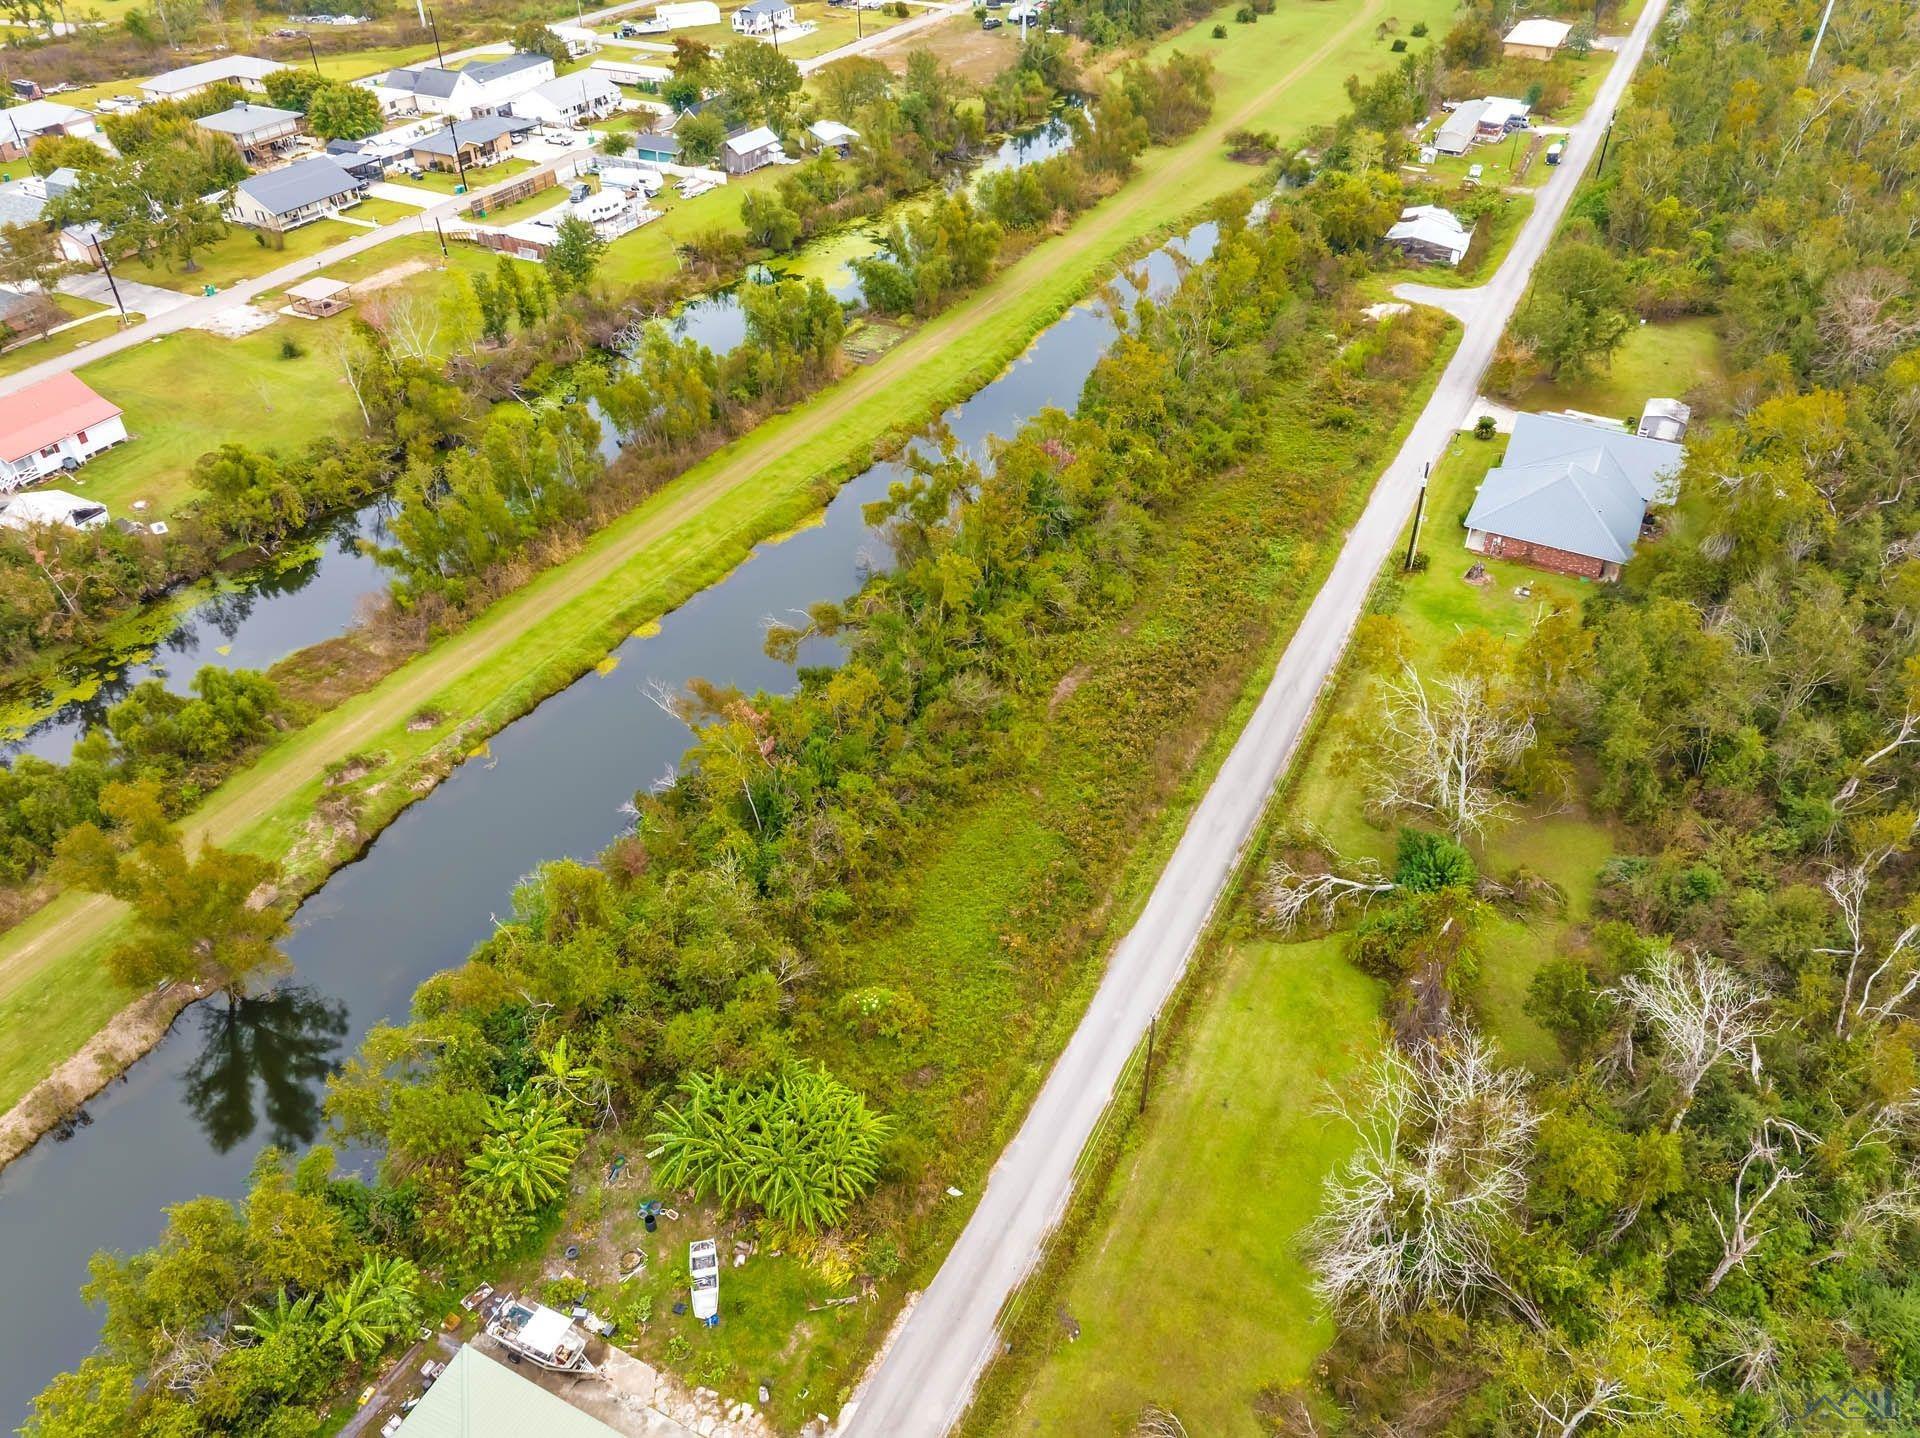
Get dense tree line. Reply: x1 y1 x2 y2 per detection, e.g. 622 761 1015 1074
1279 3 1920 1433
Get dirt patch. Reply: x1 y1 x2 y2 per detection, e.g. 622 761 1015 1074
1048 662 1090 718
869 13 1020 85
194 303 278 338
349 257 434 294
0 980 211 1170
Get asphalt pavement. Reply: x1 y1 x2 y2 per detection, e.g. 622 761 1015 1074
837 0 1675 1431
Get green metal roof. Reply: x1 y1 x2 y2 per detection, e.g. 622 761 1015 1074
396 1346 621 1438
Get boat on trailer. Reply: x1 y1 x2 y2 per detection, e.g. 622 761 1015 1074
487 1299 592 1371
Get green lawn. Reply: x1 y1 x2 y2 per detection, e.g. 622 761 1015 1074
0 313 139 379
63 320 363 522
1500 315 1726 422
404 156 537 195
346 196 428 228
124 216 372 295
1000 938 1382 1436
597 166 787 286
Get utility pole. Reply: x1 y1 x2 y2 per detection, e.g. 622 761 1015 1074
1404 463 1427 572
304 32 321 73
434 216 448 256
1595 119 1613 174
445 114 469 189
1138 1017 1154 1115
96 240 127 321
426 5 446 66
1805 0 1838 78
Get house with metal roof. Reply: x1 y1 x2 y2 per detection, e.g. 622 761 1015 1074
1386 204 1471 266
721 124 781 174
1463 412 1685 580
0 373 126 492
808 119 857 153
230 155 368 230
406 113 535 171
195 101 304 161
0 99 100 161
731 0 795 33
393 1346 619 1438
1433 99 1487 155
509 72 622 128
1504 16 1572 59
140 55 285 101
629 130 682 164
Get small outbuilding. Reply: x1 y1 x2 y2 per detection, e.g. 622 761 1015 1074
1503 17 1571 59
286 277 352 317
629 131 683 164
721 124 781 174
0 373 127 491
808 119 857 153
1386 204 1471 267
654 0 722 26
1637 397 1692 443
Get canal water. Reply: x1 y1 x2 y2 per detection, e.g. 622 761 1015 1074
0 215 1214 1427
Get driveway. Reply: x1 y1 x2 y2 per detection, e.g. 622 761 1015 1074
837 0 1676 1431
57 270 193 319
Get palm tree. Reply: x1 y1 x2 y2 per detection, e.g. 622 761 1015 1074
464 1092 585 1210
320 1254 420 1362
236 1288 316 1344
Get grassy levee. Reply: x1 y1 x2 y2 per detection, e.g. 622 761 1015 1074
0 0 1452 1124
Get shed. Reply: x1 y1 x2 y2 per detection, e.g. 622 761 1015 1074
1503 17 1571 59
1637 397 1692 443
286 277 351 317
721 124 780 174
1385 204 1471 266
630 131 682 164
808 119 857 152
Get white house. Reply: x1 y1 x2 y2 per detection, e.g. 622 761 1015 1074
0 100 100 161
0 373 127 493
731 0 795 33
510 72 622 128
140 55 286 102
231 155 367 231
378 52 555 120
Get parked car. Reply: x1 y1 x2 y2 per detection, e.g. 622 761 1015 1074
1545 142 1564 166
981 15 1002 26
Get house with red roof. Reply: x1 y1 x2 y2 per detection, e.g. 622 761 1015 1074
0 372 127 492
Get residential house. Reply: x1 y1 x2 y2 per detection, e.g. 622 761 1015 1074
0 489 109 530
140 55 286 102
195 101 304 162
0 100 100 162
1462 411 1684 580
0 372 127 492
731 0 795 33
1477 96 1530 136
1503 17 1571 59
1385 205 1471 266
406 114 535 172
720 124 780 174
231 155 368 230
1433 100 1486 155
509 72 622 129
808 119 857 153
393 1347 621 1438
378 52 555 120
323 137 386 181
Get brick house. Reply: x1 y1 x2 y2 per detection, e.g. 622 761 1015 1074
1463 412 1684 580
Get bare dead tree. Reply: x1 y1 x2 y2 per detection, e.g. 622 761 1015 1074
1309 1026 1542 1330
1819 860 1920 1034
1524 1375 1651 1438
1609 948 1773 1132
1701 1120 1809 1296
1829 708 1920 812
1349 661 1537 840
1257 857 1395 931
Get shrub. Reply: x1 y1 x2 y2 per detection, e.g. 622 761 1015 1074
1211 21 1226 35
1474 414 1498 440
1235 5 1256 20
1410 19 1427 36
1390 37 1406 51
279 336 304 360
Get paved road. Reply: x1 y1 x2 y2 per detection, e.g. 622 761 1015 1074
0 145 594 398
837 0 1673 1432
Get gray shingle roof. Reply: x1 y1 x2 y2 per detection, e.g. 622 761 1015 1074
196 102 301 137
409 114 534 156
0 180 48 226
383 66 465 98
1464 413 1685 566
737 0 793 14
462 52 550 85
236 155 363 215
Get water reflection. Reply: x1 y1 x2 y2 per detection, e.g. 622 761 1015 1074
180 986 350 1155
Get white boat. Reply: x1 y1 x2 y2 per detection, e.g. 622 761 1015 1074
486 1299 591 1371
690 1238 720 1325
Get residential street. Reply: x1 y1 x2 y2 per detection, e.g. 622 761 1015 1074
836 0 1674 1432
